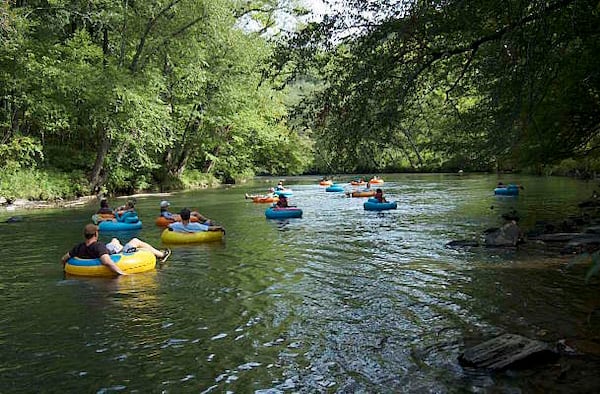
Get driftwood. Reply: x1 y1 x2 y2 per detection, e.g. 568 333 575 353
458 333 558 370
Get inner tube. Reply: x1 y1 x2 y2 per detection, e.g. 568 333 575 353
273 189 293 197
65 250 156 277
348 190 376 198
98 220 143 231
326 185 345 192
265 207 303 219
160 228 224 244
252 196 278 203
92 213 116 224
368 179 384 184
494 185 520 196
116 210 139 223
155 216 199 227
364 198 397 211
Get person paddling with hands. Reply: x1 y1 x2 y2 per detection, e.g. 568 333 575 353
61 224 171 276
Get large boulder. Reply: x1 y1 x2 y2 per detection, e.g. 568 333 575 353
484 221 523 247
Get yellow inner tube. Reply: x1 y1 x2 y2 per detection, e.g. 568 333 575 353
65 250 156 277
161 228 224 244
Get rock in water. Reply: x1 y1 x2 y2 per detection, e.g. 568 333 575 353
484 222 522 247
458 333 558 370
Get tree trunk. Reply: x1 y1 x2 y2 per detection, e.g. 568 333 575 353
90 131 110 194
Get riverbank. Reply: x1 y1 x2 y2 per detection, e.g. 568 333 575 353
0 195 98 211
0 192 179 212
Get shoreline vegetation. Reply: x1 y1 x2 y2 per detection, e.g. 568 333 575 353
1 170 599 212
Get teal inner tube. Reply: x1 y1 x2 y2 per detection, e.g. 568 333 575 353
274 190 293 197
364 198 398 211
326 185 344 192
98 220 143 231
265 207 303 219
494 185 519 196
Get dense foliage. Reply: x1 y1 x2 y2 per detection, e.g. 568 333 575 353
0 0 312 199
2 0 599 200
278 0 600 174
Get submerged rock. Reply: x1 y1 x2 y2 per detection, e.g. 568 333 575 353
5 216 24 223
445 240 480 249
459 333 558 370
560 234 600 255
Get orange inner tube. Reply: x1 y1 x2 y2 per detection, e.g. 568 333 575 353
252 196 279 203
369 179 384 184
351 190 376 197
155 215 200 227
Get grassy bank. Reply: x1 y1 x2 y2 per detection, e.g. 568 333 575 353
0 167 225 203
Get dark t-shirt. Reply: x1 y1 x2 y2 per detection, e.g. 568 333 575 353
69 241 110 259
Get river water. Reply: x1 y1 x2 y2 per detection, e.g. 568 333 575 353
1 174 600 393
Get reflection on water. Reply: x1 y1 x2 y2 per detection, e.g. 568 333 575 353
1 174 600 392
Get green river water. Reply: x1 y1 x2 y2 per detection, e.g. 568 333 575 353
1 174 600 393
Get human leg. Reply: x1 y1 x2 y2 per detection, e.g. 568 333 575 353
125 238 160 256
126 238 169 260
191 211 211 224
106 238 124 254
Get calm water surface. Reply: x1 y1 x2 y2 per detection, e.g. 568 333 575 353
1 174 600 393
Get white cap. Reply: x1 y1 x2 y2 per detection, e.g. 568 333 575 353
160 200 170 208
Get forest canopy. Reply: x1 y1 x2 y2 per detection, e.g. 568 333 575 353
0 0 312 198
278 0 600 174
1 0 599 199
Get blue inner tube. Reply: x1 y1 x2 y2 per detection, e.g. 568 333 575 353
326 185 344 192
98 220 143 231
494 185 519 195
273 190 293 197
364 198 398 211
265 207 303 219
116 211 139 223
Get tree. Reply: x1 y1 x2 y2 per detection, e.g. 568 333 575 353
277 0 600 173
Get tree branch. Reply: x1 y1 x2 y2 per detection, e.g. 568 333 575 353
407 0 577 86
130 0 183 72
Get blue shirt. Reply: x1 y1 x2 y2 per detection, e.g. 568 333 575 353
168 221 209 233
161 210 175 220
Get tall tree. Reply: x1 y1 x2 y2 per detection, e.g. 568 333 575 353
278 0 600 172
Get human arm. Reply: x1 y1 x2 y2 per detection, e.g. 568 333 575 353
61 252 71 266
99 254 127 275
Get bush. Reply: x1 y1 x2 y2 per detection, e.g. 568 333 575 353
180 169 219 189
0 168 88 200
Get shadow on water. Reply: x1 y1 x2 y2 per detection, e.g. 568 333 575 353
2 174 600 392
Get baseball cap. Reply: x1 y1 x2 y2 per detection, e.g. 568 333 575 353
160 200 170 208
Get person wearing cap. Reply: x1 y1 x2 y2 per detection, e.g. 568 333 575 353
167 208 224 233
159 200 211 224
61 224 171 275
